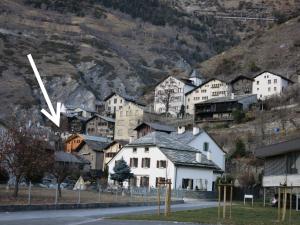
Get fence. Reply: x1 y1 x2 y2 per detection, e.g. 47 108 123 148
0 184 186 206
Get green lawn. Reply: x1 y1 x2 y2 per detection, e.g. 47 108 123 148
114 203 300 225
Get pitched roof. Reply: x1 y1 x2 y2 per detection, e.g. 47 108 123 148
55 151 88 164
252 71 294 83
195 94 257 105
230 75 254 84
127 131 220 170
86 114 115 123
185 78 227 96
103 140 129 150
156 75 196 89
189 69 203 79
255 138 300 158
134 122 176 132
103 92 146 106
169 131 203 144
80 134 110 142
84 140 111 152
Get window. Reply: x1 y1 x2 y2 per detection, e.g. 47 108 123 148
268 80 271 84
274 79 277 84
268 87 271 92
203 142 209 151
140 176 149 187
114 98 117 104
157 160 167 168
257 88 259 91
142 158 151 168
182 179 193 189
119 106 122 110
133 147 137 153
129 158 138 168
145 147 149 153
256 81 259 85
274 87 277 91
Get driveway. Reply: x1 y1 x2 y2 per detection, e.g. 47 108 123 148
0 200 217 225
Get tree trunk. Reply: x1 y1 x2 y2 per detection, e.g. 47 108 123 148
13 176 20 198
58 182 62 198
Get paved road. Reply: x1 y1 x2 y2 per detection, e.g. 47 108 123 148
0 201 217 225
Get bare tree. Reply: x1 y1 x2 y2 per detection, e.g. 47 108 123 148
155 76 180 115
0 127 53 197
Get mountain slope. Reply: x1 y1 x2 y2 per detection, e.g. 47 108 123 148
196 16 300 81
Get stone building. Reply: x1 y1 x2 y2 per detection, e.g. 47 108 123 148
85 114 115 139
230 75 254 95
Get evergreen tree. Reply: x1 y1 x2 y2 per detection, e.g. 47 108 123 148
231 138 246 158
110 158 133 186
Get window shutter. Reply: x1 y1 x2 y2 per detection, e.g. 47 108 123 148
157 161 159 168
142 158 144 168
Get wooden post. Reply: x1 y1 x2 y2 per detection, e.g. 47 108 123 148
157 184 161 216
282 186 287 221
278 187 281 221
223 185 227 219
218 182 221 220
263 187 266 207
230 181 233 219
165 181 171 217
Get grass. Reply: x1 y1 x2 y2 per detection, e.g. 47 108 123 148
114 203 300 225
0 185 155 205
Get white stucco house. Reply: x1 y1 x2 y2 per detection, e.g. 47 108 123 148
154 75 198 116
185 78 230 115
252 71 294 100
107 131 224 191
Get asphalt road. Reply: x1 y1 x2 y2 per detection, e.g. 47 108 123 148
0 201 217 225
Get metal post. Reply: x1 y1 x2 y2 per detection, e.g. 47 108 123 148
282 186 287 221
223 185 227 219
230 182 233 219
28 181 32 205
55 184 58 204
278 187 281 221
218 182 221 220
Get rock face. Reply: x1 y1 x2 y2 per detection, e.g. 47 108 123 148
0 0 298 124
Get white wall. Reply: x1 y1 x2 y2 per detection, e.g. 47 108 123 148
252 72 290 100
107 146 175 188
185 79 230 115
105 94 126 114
187 131 226 171
263 174 300 187
175 167 214 191
154 76 193 116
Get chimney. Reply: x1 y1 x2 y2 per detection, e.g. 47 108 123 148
207 151 212 161
231 93 235 100
193 127 200 135
177 126 185 134
196 152 202 162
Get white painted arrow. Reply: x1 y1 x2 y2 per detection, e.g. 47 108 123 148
27 54 61 127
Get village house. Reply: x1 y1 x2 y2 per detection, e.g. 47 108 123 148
255 138 300 187
75 137 112 171
85 114 115 139
104 92 144 115
107 131 223 191
65 134 110 153
62 105 96 118
103 140 129 170
60 114 88 134
252 71 294 100
114 102 162 141
169 127 226 172
154 75 197 116
230 75 254 95
185 78 230 115
134 122 176 139
194 94 257 123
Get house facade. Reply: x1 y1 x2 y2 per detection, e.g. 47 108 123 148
230 75 253 95
185 79 230 115
85 115 115 138
255 138 300 187
154 76 195 116
252 71 293 100
194 94 257 122
107 132 222 191
103 140 128 170
134 122 176 139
